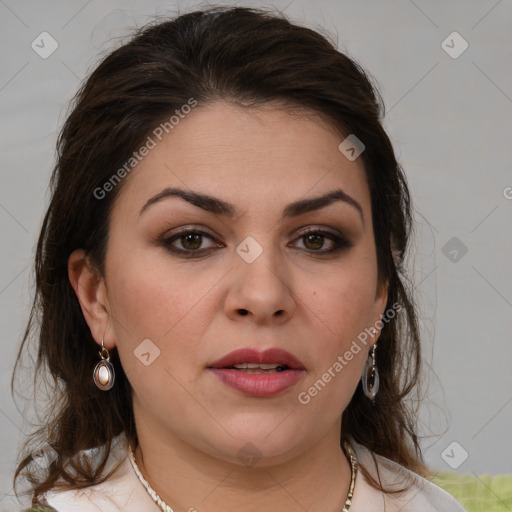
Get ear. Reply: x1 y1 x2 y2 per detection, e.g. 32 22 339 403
370 278 389 344
68 249 115 350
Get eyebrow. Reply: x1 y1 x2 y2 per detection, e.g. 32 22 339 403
139 187 364 223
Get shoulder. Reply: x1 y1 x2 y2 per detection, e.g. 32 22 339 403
350 440 468 512
40 435 158 512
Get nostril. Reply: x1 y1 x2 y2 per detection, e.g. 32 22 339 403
238 309 249 316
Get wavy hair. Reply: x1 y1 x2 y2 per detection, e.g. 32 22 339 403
13 6 425 501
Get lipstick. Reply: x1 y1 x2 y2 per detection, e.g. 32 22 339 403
208 348 305 398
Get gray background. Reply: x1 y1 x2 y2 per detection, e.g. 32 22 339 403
1 0 511 509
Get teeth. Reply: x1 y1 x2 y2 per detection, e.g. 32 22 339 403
232 363 280 369
235 368 280 374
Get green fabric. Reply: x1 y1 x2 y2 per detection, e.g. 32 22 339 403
431 471 512 512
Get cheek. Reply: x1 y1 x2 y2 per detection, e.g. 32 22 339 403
105 255 213 419
104 252 190 357
295 251 378 405
295 284 374 424
306 255 378 347
104 245 231 381
106 244 209 332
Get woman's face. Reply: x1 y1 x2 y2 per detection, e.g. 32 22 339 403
97 101 387 464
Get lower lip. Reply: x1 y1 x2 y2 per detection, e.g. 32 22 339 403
209 368 305 397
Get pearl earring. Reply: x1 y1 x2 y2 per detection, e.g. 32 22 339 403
93 337 115 391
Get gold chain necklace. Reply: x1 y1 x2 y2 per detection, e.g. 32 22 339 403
129 441 358 512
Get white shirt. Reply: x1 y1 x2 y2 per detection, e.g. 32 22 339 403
43 436 467 511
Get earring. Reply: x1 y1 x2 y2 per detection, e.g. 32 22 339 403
93 337 115 391
362 343 379 400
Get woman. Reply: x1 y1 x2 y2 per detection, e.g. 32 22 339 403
13 6 467 511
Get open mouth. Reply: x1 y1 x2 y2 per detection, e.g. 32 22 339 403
228 363 290 373
208 348 305 397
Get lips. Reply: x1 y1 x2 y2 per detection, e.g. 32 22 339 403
209 348 305 370
208 348 305 398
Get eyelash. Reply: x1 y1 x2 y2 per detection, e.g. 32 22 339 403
160 227 352 257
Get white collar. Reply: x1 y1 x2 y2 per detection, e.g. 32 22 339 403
44 435 466 512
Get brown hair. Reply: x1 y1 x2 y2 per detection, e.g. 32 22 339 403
13 5 426 501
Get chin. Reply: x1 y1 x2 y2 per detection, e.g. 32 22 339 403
195 415 317 467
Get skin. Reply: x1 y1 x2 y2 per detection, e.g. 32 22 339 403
69 101 388 511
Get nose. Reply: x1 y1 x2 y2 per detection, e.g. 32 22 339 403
224 243 296 326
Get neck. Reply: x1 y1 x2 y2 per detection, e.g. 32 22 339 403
133 419 352 512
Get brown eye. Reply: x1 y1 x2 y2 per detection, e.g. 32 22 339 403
293 229 352 254
303 233 325 250
161 228 223 257
181 233 202 250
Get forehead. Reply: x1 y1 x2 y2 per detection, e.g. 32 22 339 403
113 101 371 221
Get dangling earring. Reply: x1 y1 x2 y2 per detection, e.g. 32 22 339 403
93 337 115 391
362 343 379 400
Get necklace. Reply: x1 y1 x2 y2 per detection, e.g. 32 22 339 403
341 440 358 511
129 448 174 512
129 441 358 512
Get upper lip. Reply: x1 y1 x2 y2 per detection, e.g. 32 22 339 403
208 348 305 370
